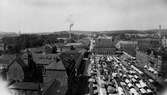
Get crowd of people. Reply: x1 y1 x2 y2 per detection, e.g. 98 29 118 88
87 55 155 95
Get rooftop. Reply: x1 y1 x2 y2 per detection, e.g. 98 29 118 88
64 43 83 47
45 61 65 70
32 53 60 65
9 82 40 91
0 54 16 65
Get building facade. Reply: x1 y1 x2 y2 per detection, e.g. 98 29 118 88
93 38 116 55
116 41 137 56
136 38 167 83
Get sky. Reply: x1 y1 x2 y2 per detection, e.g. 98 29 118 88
0 0 167 33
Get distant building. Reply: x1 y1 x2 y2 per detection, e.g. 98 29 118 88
2 36 18 52
60 42 89 52
0 52 43 95
136 38 167 82
43 60 67 95
93 39 116 55
137 38 161 52
159 48 167 79
57 37 68 43
116 41 137 56
32 52 68 95
136 50 161 71
78 38 90 46
7 52 43 82
162 36 167 48
59 50 87 95
0 39 5 52
3 50 68 95
0 55 16 80
32 53 59 65
43 44 57 54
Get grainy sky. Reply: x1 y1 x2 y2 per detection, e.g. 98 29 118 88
0 0 167 33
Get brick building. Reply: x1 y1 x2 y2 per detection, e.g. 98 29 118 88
93 38 116 55
136 38 167 82
116 41 137 56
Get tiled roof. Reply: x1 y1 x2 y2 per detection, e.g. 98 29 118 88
0 55 16 65
45 61 65 70
9 82 40 90
32 53 59 65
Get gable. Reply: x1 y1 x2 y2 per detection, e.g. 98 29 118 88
7 61 24 81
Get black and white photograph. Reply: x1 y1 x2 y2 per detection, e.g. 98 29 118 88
0 0 167 95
